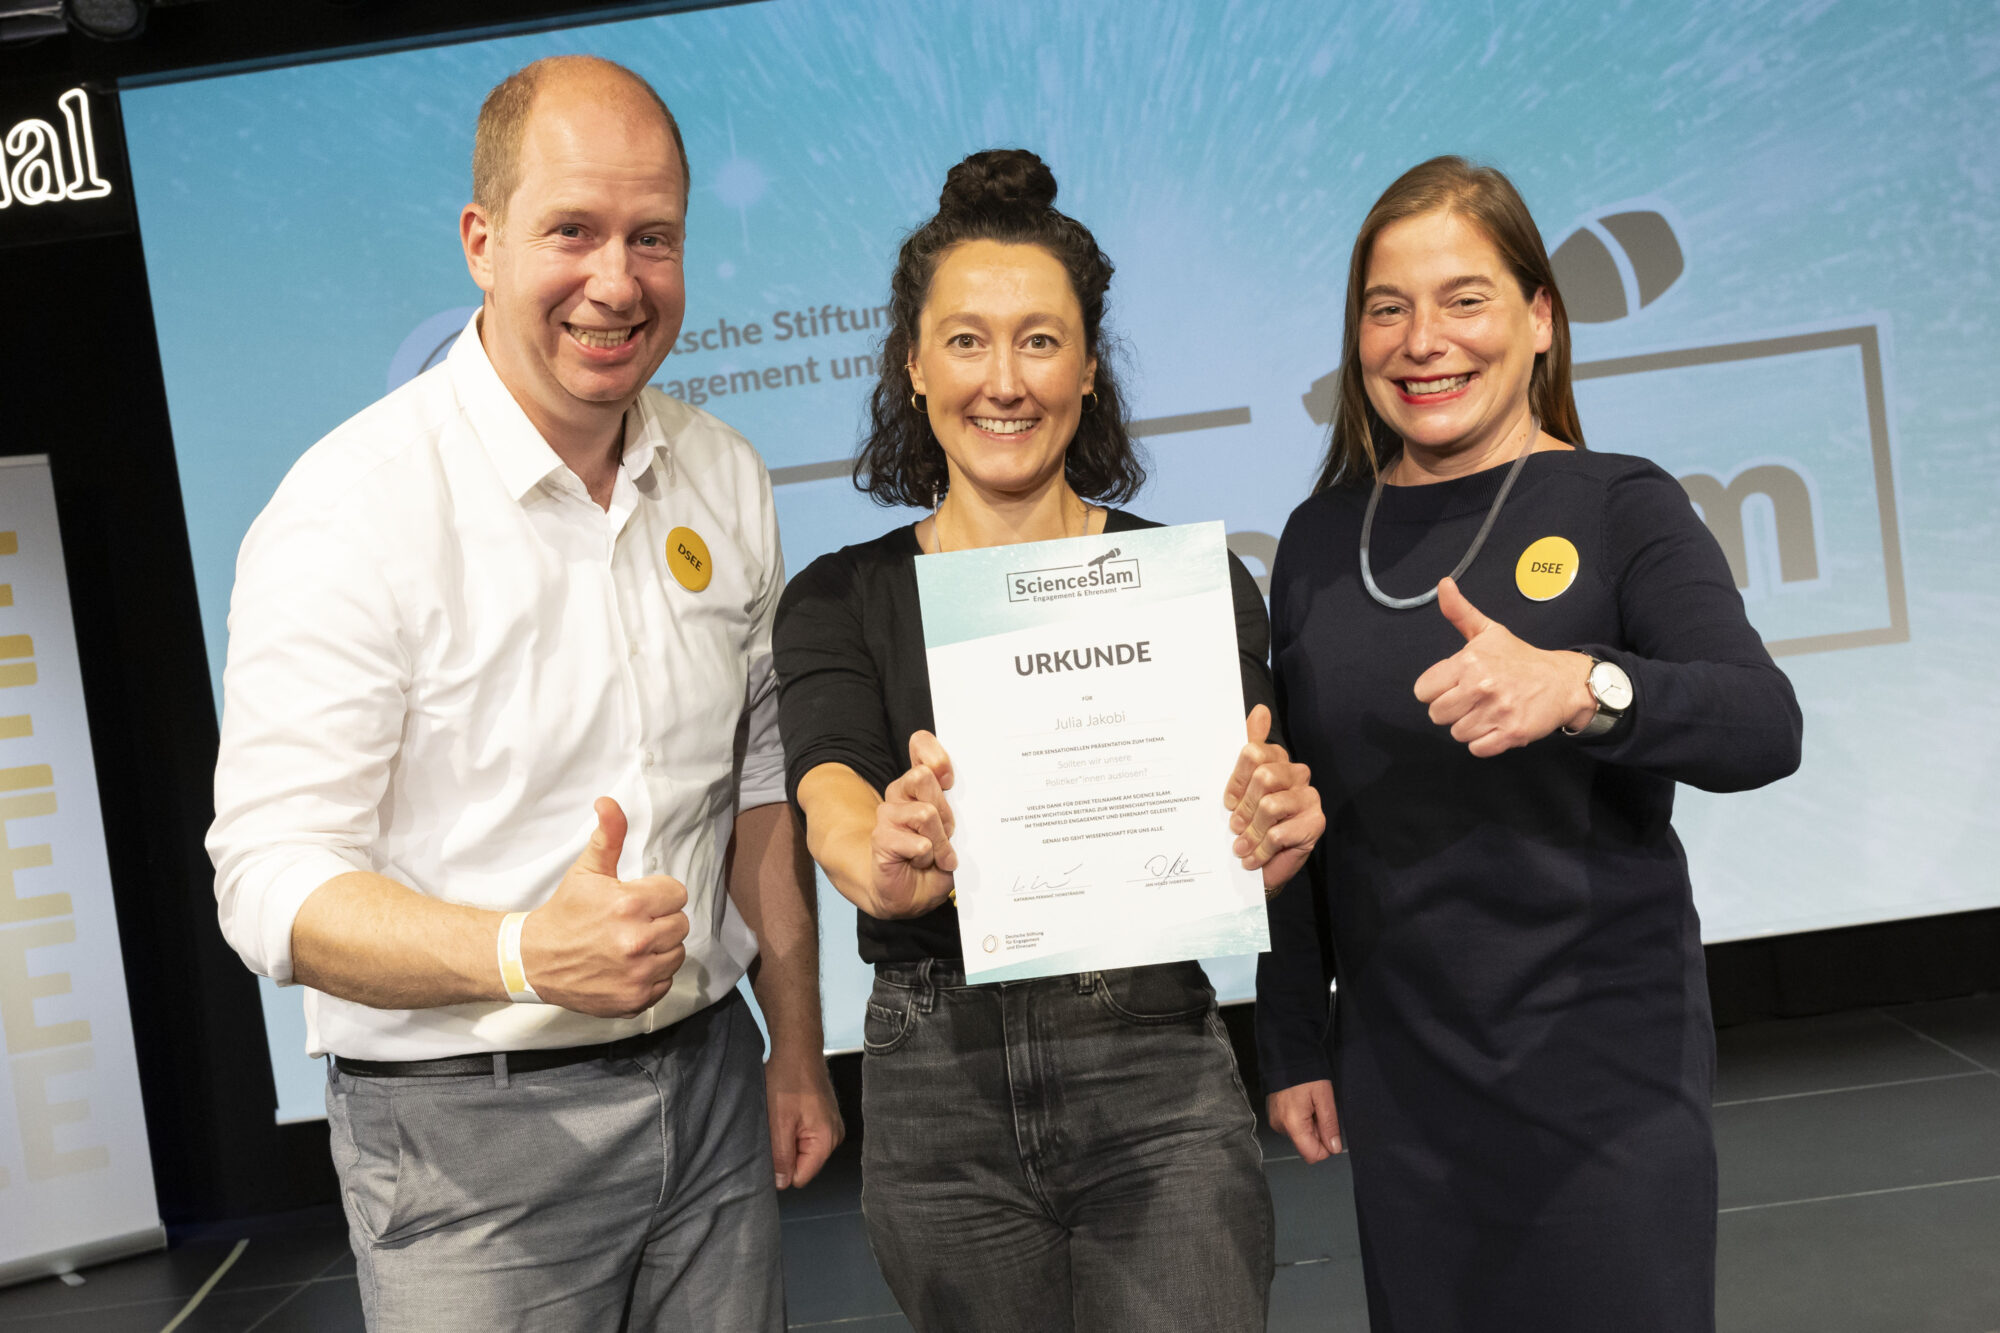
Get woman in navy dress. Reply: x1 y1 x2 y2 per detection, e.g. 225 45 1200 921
1254 156 1802 1332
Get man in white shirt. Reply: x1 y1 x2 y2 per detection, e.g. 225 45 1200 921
207 55 838 1330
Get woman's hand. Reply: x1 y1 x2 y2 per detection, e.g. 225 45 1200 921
1267 1079 1343 1162
1414 577 1598 757
869 731 959 918
1223 704 1324 894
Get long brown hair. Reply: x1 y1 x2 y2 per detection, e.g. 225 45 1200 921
1314 156 1584 491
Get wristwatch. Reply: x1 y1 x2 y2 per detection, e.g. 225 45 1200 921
1563 656 1633 738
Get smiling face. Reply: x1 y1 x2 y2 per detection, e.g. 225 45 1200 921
460 74 687 455
907 240 1097 504
1357 209 1552 474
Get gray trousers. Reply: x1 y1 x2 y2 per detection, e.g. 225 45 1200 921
325 991 782 1332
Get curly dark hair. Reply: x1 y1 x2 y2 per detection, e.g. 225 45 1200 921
854 149 1145 508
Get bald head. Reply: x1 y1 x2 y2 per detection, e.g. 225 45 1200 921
472 56 689 224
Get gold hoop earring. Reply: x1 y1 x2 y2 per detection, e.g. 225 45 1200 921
1083 390 1099 412
910 392 926 413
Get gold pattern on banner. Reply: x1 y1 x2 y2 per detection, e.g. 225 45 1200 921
0 632 33 689
0 510 110 1180
1516 536 1580 601
0 788 63 924
667 526 714 592
0 765 52 792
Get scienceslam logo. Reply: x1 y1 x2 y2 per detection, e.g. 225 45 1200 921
1006 546 1142 604
1303 206 1908 659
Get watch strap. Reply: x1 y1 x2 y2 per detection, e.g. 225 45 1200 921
1562 654 1629 738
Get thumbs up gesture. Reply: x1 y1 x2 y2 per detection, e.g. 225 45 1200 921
1413 578 1599 758
517 797 691 1018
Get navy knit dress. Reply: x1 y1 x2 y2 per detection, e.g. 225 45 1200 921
1255 450 1801 1333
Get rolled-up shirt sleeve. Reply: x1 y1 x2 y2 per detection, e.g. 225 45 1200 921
737 652 787 815
734 467 788 814
206 491 410 984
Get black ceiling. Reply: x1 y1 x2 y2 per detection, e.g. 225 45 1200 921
0 0 752 91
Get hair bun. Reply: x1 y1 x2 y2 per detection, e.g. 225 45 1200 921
938 149 1058 218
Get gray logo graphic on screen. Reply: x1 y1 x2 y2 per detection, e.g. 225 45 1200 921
1549 210 1684 323
387 307 479 392
1574 326 1907 656
1297 208 1907 658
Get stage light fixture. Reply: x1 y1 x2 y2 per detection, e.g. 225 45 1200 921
65 0 148 39
0 0 66 44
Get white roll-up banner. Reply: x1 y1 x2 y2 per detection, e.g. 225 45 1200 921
0 457 165 1285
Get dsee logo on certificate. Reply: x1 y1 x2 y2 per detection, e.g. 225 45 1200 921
915 521 1270 983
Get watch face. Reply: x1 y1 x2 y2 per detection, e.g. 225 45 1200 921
1590 661 1635 711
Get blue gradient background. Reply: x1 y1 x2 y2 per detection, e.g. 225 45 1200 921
123 0 2000 1119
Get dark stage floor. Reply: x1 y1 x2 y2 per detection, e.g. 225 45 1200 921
5 993 1997 1331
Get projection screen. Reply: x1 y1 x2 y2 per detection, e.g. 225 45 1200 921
119 0 2000 1121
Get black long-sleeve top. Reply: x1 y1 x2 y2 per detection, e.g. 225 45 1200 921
1254 449 1803 1094
774 509 1279 964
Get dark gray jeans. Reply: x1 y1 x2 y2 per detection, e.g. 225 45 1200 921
860 959 1274 1332
325 991 782 1332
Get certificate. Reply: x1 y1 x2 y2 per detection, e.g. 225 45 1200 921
915 521 1269 983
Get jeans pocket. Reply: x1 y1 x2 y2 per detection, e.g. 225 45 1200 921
862 980 916 1056
1092 961 1215 1026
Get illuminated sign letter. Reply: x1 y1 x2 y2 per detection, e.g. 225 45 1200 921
4 118 67 207
56 89 112 202
0 88 115 211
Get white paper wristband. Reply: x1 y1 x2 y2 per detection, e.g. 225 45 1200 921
497 911 543 1003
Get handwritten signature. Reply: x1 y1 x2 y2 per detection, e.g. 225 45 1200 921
1143 852 1194 878
1013 863 1086 894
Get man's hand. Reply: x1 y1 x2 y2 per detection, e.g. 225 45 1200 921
1223 704 1325 894
1413 577 1597 758
869 731 959 918
765 1048 844 1190
1267 1079 1344 1162
727 800 843 1191
519 797 690 1018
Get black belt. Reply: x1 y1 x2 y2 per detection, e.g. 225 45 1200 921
333 1007 704 1079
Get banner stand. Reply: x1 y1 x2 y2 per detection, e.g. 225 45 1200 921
0 456 166 1287
0 1225 167 1289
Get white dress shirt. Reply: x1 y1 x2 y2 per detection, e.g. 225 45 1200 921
208 316 788 1061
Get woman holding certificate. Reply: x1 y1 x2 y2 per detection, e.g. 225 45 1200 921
774 149 1323 1333
1255 156 1802 1332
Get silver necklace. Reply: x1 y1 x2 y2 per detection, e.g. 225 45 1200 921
1359 419 1538 610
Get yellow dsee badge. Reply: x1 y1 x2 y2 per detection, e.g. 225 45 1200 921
1515 536 1579 601
667 526 713 592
